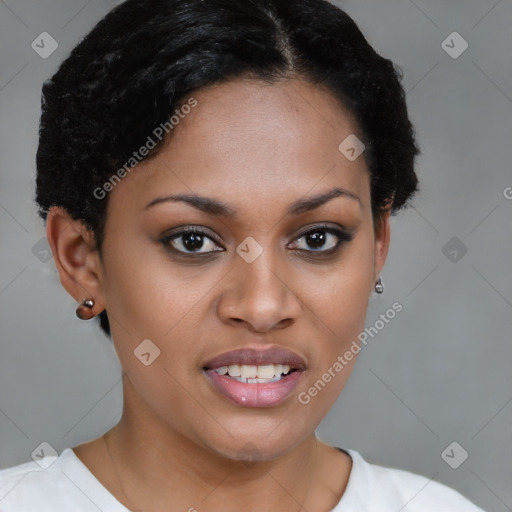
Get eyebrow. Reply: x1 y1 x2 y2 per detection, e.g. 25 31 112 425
144 186 361 217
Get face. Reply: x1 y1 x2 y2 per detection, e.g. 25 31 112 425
90 77 389 461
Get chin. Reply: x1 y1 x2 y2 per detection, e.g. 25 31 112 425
199 419 312 464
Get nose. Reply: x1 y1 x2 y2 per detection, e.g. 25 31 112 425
216 249 303 333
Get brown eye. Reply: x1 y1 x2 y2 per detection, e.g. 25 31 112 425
161 227 224 255
177 232 206 252
290 225 353 254
302 230 332 250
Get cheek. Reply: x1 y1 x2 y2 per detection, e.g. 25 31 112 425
101 245 211 430
101 236 219 342
301 288 367 412
295 235 374 408
100 238 219 390
302 235 374 346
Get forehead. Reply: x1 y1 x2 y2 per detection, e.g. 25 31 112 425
107 77 370 218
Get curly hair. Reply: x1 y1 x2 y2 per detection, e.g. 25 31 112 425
35 0 420 339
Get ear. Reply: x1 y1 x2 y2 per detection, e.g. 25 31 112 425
373 208 391 283
45 206 106 317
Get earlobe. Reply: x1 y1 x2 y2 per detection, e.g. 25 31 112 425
45 206 106 317
373 208 391 284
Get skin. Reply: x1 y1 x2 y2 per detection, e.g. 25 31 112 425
46 76 390 511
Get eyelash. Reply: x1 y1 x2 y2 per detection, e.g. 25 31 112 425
160 223 354 258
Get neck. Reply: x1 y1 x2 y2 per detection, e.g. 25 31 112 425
99 377 341 512
107 424 320 511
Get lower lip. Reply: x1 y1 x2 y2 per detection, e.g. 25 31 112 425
204 369 303 408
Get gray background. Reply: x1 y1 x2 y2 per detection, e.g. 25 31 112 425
1 0 511 510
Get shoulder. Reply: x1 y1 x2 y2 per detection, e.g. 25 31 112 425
334 449 485 512
0 453 63 511
0 447 127 512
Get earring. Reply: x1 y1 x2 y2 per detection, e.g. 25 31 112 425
374 277 384 294
76 298 95 320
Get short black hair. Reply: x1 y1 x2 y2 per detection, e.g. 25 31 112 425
35 0 420 339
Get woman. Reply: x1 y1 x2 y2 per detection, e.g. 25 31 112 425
0 0 485 510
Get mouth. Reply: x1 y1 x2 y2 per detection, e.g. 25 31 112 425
202 347 306 408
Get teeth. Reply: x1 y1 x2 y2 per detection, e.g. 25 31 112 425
214 363 293 380
227 364 241 377
257 364 275 379
240 365 258 378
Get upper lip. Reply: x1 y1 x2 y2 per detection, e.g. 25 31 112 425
203 347 307 371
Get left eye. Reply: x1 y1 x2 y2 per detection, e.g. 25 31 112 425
290 227 350 252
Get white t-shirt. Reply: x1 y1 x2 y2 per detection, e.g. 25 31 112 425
0 447 485 511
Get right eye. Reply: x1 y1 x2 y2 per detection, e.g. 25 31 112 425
160 226 225 255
